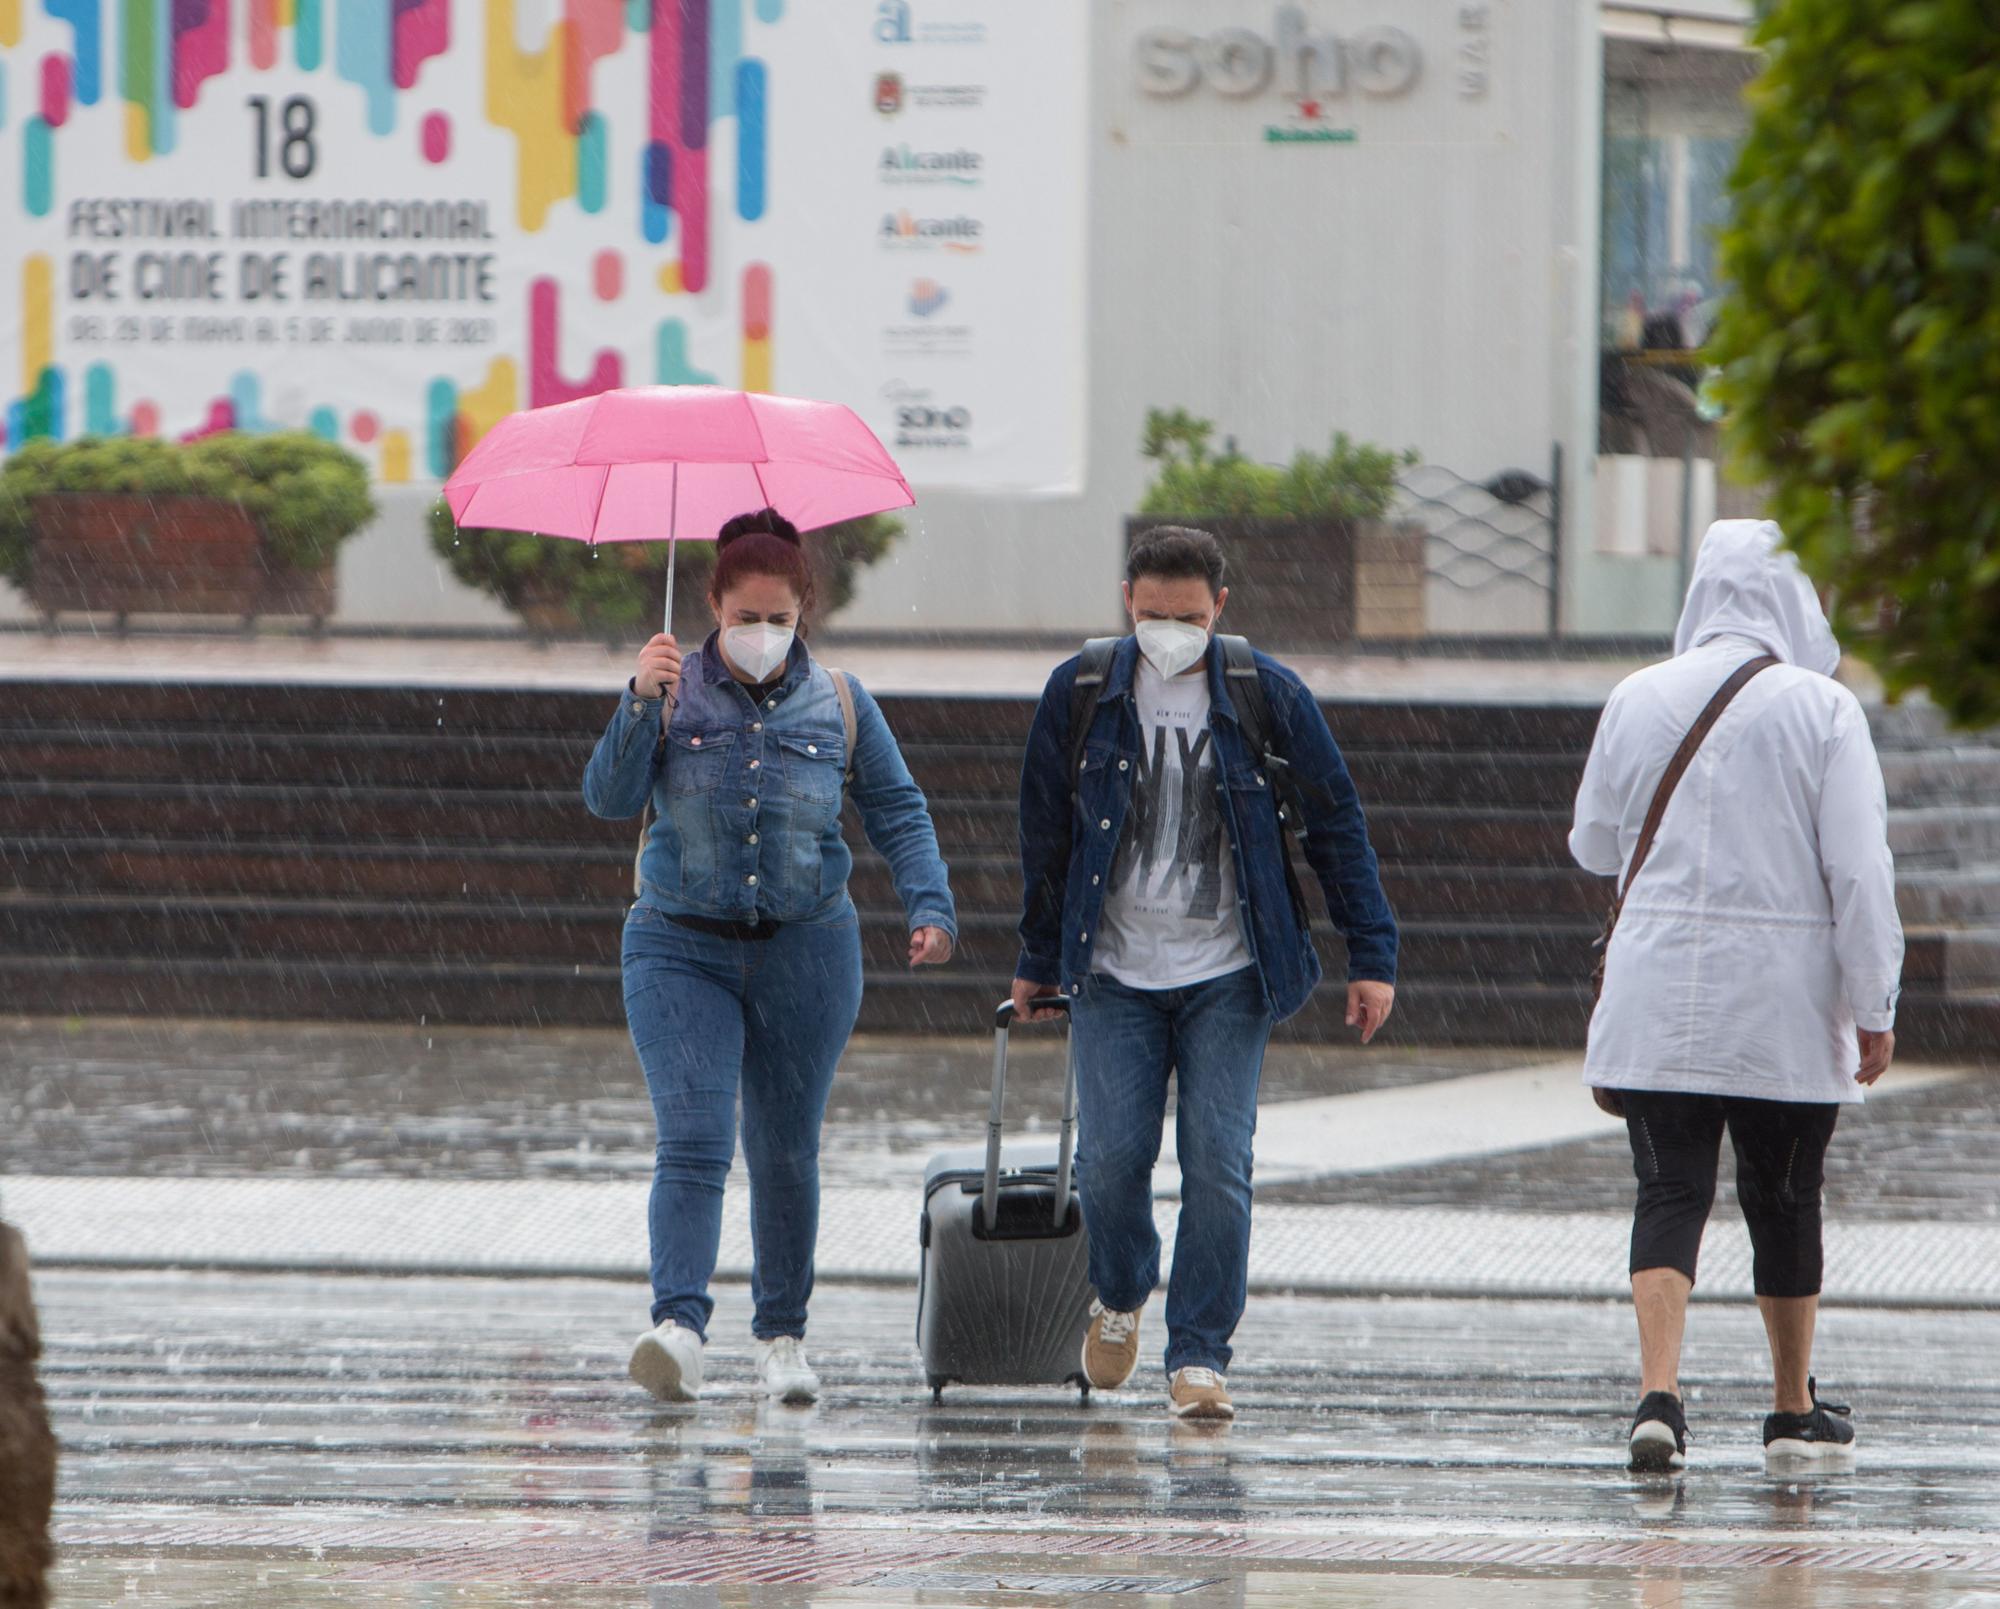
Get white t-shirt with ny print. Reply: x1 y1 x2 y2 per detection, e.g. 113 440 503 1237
1094 656 1253 991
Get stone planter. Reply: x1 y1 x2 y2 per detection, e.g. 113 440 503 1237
1352 520 1426 641
510 564 710 643
1124 515 1425 650
28 493 335 631
505 542 852 644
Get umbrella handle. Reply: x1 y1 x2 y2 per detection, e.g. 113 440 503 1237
661 536 681 717
664 463 680 639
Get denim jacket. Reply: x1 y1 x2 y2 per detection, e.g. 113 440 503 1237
1016 635 1397 1022
583 636 957 936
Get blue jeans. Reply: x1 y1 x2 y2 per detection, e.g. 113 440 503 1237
622 904 863 1341
1070 966 1274 1376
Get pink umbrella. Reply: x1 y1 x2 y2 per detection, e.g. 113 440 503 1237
442 386 915 630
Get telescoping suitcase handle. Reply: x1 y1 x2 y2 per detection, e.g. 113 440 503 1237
985 998 1077 1236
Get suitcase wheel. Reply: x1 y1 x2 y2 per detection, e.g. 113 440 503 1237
928 1376 946 1404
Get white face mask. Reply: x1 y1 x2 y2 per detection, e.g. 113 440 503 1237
1135 619 1211 678
723 622 795 682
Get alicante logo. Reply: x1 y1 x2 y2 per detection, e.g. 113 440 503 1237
874 1 987 48
880 146 984 186
880 213 983 253
875 1 912 43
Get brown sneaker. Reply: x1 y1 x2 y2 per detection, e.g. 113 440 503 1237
1168 1366 1235 1421
1081 1300 1143 1390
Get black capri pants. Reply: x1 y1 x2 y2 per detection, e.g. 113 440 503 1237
1618 1090 1840 1299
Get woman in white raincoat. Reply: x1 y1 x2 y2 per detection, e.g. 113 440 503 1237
1570 519 1902 1475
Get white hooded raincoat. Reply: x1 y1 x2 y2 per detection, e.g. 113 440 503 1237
1570 521 1903 1104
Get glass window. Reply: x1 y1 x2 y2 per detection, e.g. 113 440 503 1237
1600 41 1758 356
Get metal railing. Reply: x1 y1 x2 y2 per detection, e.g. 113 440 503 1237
1396 444 1564 638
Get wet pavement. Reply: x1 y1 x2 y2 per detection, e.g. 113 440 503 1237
0 1017 1515 1185
35 1269 2000 1606
11 1018 1995 1225
1261 1070 2000 1224
10 1015 1998 1602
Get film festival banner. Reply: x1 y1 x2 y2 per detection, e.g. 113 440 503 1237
0 0 1087 492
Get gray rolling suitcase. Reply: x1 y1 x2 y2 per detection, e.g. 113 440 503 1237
917 999 1095 1403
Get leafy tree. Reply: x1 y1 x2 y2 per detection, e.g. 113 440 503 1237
1707 0 2000 725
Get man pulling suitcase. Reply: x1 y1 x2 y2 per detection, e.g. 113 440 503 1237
1012 526 1400 1419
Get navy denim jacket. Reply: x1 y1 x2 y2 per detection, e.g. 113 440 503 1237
1015 635 1397 1022
583 636 957 937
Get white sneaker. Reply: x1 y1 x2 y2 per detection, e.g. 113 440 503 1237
628 1320 704 1402
755 1335 821 1405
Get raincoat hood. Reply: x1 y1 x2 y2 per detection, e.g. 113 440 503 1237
1672 519 1840 676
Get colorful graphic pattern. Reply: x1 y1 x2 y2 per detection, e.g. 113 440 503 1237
5 0 783 478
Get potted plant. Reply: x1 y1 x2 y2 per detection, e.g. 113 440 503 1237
428 503 905 642
0 433 375 632
1132 409 1424 648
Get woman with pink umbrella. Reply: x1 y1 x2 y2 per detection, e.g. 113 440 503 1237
583 507 957 1405
450 389 957 1404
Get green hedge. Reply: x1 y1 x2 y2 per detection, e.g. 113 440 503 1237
1707 0 2000 725
429 502 904 634
1137 407 1414 523
0 433 376 585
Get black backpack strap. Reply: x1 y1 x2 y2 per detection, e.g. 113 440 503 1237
1218 635 1307 843
1217 635 1272 762
1218 634 1313 924
1067 636 1121 794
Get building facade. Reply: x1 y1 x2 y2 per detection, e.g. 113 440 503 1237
0 1 1758 641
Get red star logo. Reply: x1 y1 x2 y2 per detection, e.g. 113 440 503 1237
1297 98 1323 120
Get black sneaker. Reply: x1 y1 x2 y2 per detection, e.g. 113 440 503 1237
1763 1378 1856 1468
1628 1390 1689 1472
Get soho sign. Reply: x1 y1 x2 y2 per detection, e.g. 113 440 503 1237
1135 8 1423 100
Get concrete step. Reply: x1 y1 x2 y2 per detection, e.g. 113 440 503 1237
1895 868 2000 927
1861 699 2000 751
6 825 1986 950
1879 747 2000 807
0 726 597 791
0 832 1612 918
1887 806 2000 870
5 890 1975 1000
4 677 1994 1049
0 781 1582 867
0 894 1563 979
0 779 636 847
2 948 1985 1053
8 770 1988 886
0 677 1613 749
0 724 1594 809
0 835 633 902
0 953 1590 1043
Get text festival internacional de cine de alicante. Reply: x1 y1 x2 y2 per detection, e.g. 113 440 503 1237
65 197 501 305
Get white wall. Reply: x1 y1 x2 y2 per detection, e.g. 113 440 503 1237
335 486 517 630
841 0 1604 638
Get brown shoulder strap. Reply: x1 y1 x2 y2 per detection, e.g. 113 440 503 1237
1614 654 1781 912
827 667 858 790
